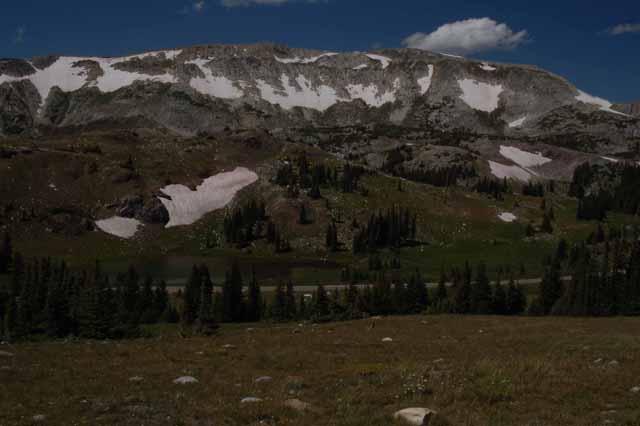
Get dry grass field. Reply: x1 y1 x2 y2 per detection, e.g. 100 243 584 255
1 315 640 426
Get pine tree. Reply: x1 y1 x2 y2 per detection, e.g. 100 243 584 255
138 276 155 324
313 284 330 319
505 276 526 315
197 264 217 334
183 265 202 325
153 281 170 322
471 262 491 314
0 232 12 274
539 261 563 314
120 266 140 326
406 269 429 313
269 281 287 322
454 262 472 314
491 280 507 315
223 261 245 322
246 269 262 322
285 281 297 320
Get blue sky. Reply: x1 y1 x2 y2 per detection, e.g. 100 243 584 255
2 0 638 102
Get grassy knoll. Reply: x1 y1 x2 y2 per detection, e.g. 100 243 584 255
1 315 639 425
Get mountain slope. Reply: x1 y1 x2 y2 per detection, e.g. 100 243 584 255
1 43 638 146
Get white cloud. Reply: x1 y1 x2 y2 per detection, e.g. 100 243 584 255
607 23 640 35
221 0 324 7
13 27 26 44
402 17 528 55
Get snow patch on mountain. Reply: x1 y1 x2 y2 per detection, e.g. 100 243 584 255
601 156 619 163
417 65 434 95
0 54 178 105
274 53 338 64
353 64 368 70
96 216 142 239
508 116 527 128
346 79 400 107
489 160 531 182
458 79 503 112
159 167 258 228
366 54 392 69
257 74 340 111
186 59 243 99
499 146 551 168
576 90 629 116
480 63 497 71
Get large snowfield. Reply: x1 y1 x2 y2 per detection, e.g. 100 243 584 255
458 79 503 113
488 160 532 182
95 216 143 239
159 167 259 228
499 146 552 168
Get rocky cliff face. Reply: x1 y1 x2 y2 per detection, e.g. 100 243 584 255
1 43 638 145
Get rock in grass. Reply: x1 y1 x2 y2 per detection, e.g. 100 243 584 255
129 376 144 382
32 415 46 422
255 376 273 384
241 397 263 403
284 398 322 414
0 350 14 357
382 337 393 342
394 408 436 426
631 386 640 393
173 376 198 385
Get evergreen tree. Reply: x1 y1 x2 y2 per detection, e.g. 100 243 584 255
138 276 155 324
0 232 12 274
270 281 287 322
406 269 429 313
197 264 217 334
454 262 472 314
505 276 526 315
471 262 491 314
246 269 262 322
491 280 507 315
223 261 245 322
182 265 202 325
313 284 330 320
539 261 563 314
153 280 170 322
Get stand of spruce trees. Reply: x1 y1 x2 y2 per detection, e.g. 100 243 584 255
3 223 640 341
0 256 177 341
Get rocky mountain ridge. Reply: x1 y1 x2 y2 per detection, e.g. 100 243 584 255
1 43 638 149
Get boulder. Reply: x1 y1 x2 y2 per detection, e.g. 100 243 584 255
173 376 198 385
382 337 393 342
631 386 640 393
394 408 436 426
283 398 322 414
241 397 263 403
255 376 273 384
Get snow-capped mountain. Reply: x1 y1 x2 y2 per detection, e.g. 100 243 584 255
0 43 638 144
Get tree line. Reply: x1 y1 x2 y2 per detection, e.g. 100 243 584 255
571 162 640 221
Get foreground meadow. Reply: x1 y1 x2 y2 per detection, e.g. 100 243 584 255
1 315 640 426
